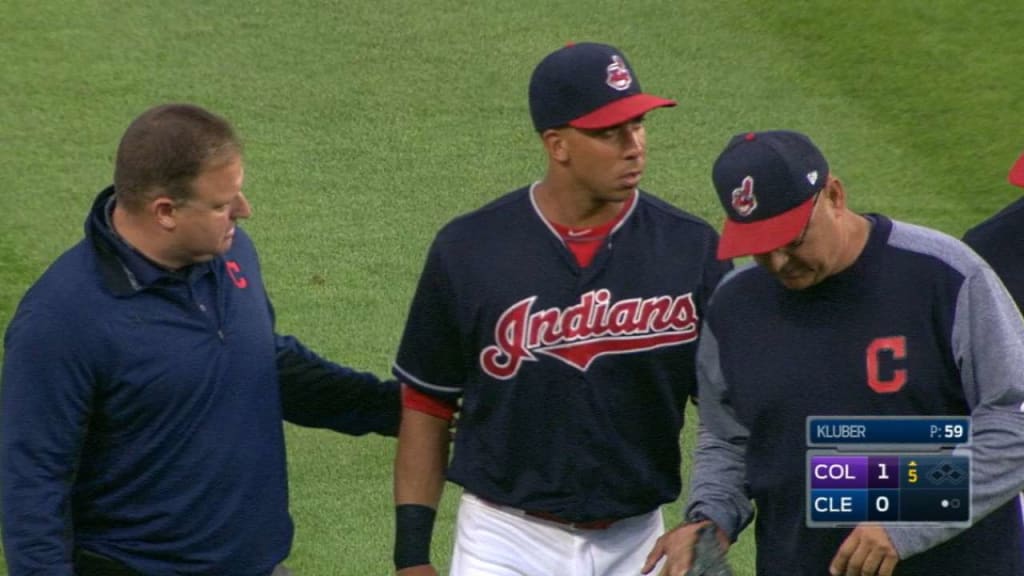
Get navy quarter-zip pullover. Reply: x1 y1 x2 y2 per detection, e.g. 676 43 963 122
1 187 399 576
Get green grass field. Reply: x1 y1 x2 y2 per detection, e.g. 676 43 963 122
2 1 1022 574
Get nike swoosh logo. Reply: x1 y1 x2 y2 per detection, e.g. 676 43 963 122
567 229 592 238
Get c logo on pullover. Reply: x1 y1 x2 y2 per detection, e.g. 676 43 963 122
226 261 248 289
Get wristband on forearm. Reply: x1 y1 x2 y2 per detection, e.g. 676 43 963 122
394 504 436 570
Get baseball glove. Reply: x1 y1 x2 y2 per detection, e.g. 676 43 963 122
686 524 734 576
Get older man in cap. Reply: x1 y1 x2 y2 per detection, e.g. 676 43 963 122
644 131 1024 576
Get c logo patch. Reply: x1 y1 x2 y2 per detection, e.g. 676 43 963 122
866 336 907 393
226 260 248 289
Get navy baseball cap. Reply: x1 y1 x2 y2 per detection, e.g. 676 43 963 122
528 42 677 132
712 130 830 259
1010 152 1024 187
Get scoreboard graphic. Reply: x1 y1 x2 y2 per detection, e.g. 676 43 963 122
806 416 971 527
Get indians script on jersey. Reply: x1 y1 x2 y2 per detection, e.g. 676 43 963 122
480 289 698 379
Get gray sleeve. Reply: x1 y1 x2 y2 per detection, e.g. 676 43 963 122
685 323 756 541
885 264 1024 558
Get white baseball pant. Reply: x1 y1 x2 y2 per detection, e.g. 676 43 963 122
450 492 666 576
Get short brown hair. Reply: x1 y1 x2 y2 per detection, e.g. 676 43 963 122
114 104 242 210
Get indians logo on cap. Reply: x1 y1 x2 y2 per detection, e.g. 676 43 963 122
731 176 758 217
606 55 632 91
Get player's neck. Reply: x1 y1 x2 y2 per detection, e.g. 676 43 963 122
533 180 631 229
111 203 183 270
834 213 873 274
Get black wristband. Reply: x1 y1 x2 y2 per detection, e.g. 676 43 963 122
394 504 436 570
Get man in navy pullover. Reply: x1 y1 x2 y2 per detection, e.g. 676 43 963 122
644 131 1024 575
0 104 400 576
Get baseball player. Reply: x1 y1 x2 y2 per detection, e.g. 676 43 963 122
644 131 1024 575
963 151 1024 308
391 42 730 575
962 152 1024 529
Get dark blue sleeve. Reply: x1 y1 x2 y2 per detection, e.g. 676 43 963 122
392 238 465 400
1 307 89 576
701 228 733 305
275 334 401 436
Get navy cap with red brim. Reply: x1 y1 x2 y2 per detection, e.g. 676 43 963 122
716 193 816 260
569 94 677 130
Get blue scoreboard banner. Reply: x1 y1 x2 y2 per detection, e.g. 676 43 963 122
806 416 971 527
807 416 970 446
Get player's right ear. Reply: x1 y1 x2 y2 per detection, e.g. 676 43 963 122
541 128 570 162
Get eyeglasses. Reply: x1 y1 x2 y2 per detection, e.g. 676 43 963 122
779 188 824 253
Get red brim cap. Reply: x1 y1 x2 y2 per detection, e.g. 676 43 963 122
569 94 677 130
716 194 816 260
1010 153 1024 187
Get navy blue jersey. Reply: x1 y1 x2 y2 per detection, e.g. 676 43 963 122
689 215 1024 575
393 185 729 522
963 196 1024 309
